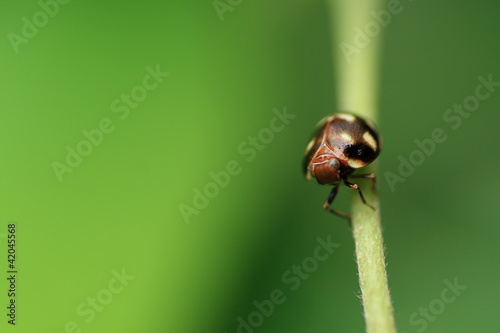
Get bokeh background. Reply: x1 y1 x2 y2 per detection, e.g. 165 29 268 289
1 0 500 332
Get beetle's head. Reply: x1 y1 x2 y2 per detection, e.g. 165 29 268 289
307 155 342 185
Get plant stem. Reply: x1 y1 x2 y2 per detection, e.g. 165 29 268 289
328 1 397 333
351 190 396 333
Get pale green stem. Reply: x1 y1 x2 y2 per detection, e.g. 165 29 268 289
328 1 397 333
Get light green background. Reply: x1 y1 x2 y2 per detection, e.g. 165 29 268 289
1 1 500 332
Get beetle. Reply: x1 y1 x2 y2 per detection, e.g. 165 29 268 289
303 112 382 220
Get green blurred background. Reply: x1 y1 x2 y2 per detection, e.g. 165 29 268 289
1 0 500 332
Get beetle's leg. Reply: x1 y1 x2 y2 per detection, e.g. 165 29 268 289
349 173 377 192
343 179 376 211
323 182 351 222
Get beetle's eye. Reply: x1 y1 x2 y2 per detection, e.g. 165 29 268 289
329 158 340 170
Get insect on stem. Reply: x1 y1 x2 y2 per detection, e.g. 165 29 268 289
303 112 382 220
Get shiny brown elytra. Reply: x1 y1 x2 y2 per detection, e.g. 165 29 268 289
303 112 382 220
